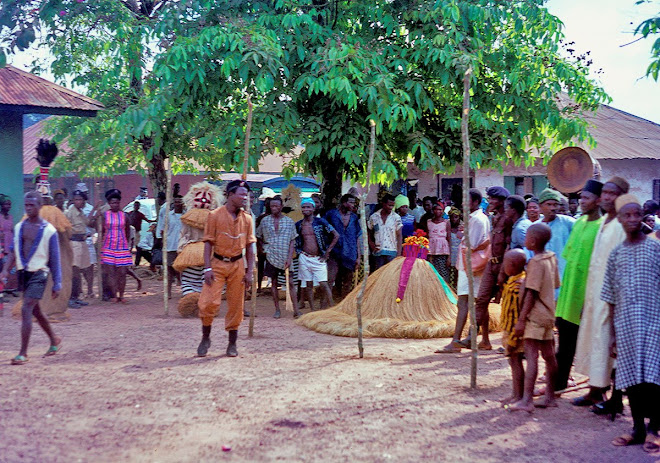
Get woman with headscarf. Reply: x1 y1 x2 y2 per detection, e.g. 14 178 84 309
95 189 132 303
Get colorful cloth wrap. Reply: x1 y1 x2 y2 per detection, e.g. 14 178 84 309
500 271 525 347
396 243 456 304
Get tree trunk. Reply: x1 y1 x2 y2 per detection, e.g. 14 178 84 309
147 147 168 210
320 158 343 212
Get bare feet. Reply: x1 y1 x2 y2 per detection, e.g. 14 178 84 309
534 398 558 409
500 395 522 407
507 400 534 413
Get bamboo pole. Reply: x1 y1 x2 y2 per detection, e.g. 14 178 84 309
163 158 172 316
355 119 377 358
460 66 478 389
242 94 258 337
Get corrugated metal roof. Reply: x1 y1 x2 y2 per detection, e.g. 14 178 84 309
23 117 70 175
0 65 104 112
583 104 660 160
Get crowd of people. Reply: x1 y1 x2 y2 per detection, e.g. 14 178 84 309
0 175 659 454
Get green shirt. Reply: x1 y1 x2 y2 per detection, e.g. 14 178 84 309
555 215 603 325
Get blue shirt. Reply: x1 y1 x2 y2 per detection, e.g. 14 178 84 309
511 216 532 250
543 214 576 298
400 213 415 239
295 217 336 256
324 209 362 270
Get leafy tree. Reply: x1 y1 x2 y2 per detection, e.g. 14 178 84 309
2 1 609 205
635 1 660 80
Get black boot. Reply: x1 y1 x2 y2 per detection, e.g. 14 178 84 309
226 330 238 357
197 325 212 357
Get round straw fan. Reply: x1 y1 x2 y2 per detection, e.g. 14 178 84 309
547 147 597 194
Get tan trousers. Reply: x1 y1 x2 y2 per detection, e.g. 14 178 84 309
198 259 245 330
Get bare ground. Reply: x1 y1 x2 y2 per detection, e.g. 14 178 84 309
0 278 656 463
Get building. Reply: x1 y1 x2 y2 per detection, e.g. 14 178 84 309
397 103 660 203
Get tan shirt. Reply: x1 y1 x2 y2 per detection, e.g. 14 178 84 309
203 206 256 257
524 251 560 328
65 204 89 235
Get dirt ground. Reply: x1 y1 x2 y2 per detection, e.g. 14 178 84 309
0 277 656 463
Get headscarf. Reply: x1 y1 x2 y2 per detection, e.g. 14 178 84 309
301 197 315 207
394 194 410 210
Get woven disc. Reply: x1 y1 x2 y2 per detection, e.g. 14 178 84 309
547 147 595 194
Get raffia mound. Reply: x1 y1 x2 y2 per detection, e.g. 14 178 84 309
297 256 500 338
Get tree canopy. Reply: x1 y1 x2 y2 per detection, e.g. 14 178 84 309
1 1 609 202
635 0 660 81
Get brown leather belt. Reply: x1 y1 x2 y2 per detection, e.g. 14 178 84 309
213 252 242 262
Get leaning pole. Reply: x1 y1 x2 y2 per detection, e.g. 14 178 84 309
460 66 478 389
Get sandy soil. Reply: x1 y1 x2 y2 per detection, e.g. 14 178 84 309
0 278 655 463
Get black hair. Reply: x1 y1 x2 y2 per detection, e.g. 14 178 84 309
105 189 121 201
382 193 396 203
270 195 283 205
72 190 88 201
24 191 43 205
422 196 437 204
527 197 540 205
468 188 482 204
340 193 356 204
506 195 526 216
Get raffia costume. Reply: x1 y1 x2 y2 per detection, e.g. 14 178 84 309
298 233 500 338
172 182 222 317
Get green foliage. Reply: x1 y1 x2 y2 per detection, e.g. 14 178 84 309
2 0 609 198
635 1 660 80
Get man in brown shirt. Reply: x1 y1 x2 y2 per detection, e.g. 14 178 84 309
197 180 255 358
461 186 512 350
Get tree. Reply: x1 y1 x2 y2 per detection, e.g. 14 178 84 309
2 1 609 204
635 1 660 80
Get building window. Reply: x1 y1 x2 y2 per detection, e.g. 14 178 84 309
653 179 660 202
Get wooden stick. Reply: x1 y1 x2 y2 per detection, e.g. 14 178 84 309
241 94 257 336
355 119 377 359
163 158 172 316
460 66 477 389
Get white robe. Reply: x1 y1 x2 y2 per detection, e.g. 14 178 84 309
574 218 626 388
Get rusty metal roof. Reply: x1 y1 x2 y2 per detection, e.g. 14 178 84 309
0 65 103 113
23 117 70 175
580 104 660 160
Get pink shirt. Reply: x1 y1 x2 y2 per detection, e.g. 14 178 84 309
428 220 449 255
0 213 13 254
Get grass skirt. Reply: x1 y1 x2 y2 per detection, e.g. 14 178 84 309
297 256 500 339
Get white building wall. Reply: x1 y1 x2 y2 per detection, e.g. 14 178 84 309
599 159 660 200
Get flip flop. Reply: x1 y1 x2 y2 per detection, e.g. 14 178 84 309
435 342 462 354
612 433 644 447
643 434 660 454
10 355 28 365
44 340 62 357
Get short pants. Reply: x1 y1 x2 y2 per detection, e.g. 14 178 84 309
298 253 328 287
523 319 554 341
19 270 49 300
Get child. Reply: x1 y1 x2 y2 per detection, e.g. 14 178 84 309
500 249 527 405
509 223 560 412
0 192 62 365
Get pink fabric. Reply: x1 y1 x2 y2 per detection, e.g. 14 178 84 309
396 256 417 301
427 220 449 255
101 210 133 266
0 213 13 254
